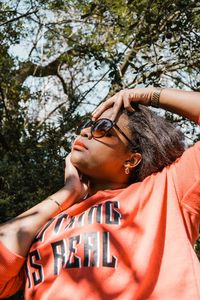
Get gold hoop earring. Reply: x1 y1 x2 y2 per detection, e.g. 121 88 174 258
125 166 130 175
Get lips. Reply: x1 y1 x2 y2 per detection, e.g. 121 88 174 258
73 139 88 150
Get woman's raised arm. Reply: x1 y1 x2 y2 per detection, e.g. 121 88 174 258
92 88 200 124
0 155 89 257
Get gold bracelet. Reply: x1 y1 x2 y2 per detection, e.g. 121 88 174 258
46 197 63 213
150 89 162 107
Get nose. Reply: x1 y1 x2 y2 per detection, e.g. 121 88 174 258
80 126 92 139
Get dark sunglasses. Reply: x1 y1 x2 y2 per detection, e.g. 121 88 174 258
76 117 139 150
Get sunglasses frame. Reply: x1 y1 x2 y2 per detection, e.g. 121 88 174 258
76 117 139 150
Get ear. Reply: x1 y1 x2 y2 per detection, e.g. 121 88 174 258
124 152 142 169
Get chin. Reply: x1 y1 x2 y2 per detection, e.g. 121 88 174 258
71 151 90 173
71 150 84 164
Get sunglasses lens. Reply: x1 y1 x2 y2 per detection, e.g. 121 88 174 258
92 119 113 137
76 118 92 135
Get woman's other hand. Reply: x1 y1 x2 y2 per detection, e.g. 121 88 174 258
64 153 89 202
92 87 156 121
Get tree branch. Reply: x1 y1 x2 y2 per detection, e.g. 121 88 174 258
15 48 87 83
0 9 39 26
164 73 197 91
36 101 67 129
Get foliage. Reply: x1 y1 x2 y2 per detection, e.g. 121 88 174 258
0 0 200 298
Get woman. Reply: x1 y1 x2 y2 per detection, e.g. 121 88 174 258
0 87 200 300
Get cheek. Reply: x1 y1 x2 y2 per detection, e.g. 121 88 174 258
71 141 127 175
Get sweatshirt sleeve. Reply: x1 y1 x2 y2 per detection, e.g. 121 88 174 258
169 141 200 243
0 241 25 298
170 141 200 214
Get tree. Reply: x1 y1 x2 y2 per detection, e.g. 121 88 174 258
0 0 199 298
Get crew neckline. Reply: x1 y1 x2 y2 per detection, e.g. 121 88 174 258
66 187 126 216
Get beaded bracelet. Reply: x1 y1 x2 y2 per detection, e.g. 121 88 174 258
150 89 162 108
46 197 63 213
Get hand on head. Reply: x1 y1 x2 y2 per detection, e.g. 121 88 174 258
92 87 156 121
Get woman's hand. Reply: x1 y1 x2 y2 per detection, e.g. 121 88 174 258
92 87 200 124
64 153 89 202
92 87 156 121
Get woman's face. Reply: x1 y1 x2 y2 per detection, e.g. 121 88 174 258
70 108 139 184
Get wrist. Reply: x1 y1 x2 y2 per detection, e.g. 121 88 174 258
48 185 81 212
137 87 156 106
149 88 163 107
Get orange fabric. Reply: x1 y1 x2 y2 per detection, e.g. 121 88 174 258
0 242 25 298
0 142 200 300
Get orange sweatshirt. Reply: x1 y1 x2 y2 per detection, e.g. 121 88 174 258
0 142 200 300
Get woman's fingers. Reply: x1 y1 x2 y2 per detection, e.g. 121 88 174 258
64 154 90 199
64 154 73 182
120 90 135 112
92 90 135 121
110 93 123 120
64 153 79 182
92 88 155 121
92 98 114 120
92 92 125 120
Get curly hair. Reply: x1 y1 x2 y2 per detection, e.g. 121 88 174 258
124 105 185 183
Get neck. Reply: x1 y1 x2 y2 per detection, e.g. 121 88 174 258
88 179 128 196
